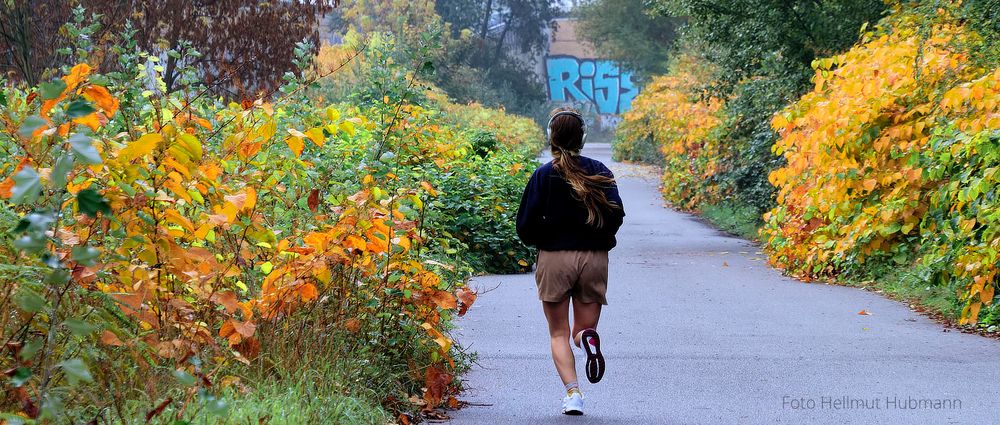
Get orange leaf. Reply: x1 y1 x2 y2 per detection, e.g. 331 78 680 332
234 336 261 360
345 235 367 251
423 365 453 408
420 181 438 197
220 319 256 345
64 63 92 91
429 290 457 310
0 176 14 199
101 330 124 346
210 291 240 313
298 283 318 301
456 288 477 317
343 318 361 333
80 84 119 116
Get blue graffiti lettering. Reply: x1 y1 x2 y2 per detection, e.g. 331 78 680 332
545 56 639 115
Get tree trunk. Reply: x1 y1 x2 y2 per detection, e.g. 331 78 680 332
480 0 494 40
491 11 513 69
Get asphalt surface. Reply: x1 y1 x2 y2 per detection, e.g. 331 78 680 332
447 143 1000 425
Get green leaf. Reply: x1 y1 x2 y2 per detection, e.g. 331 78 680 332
198 390 230 416
66 100 95 119
260 261 273 275
13 235 45 253
71 246 100 266
11 166 41 204
51 153 74 189
64 319 98 337
69 133 102 164
19 211 54 233
173 369 197 386
76 189 111 217
13 287 46 313
18 115 47 138
59 358 93 385
19 338 42 361
10 367 31 387
44 269 70 285
40 79 67 100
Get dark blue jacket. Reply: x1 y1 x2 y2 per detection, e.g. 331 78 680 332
516 156 625 251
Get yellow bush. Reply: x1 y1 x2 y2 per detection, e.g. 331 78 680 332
762 3 1000 323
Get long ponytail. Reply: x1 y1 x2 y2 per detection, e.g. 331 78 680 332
548 110 621 228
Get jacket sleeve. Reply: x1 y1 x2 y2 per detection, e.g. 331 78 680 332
516 169 544 247
603 167 626 235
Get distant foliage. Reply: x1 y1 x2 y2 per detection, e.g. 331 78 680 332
574 0 681 77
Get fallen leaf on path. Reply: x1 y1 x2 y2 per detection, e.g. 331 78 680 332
722 261 729 267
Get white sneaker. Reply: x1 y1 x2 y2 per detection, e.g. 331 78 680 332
562 391 584 415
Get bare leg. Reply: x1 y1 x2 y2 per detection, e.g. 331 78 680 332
571 298 602 347
542 299 577 385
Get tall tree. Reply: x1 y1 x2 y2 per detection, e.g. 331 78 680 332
649 0 886 93
574 0 682 77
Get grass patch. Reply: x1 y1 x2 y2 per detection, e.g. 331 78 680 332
224 373 392 424
846 268 959 318
700 201 763 241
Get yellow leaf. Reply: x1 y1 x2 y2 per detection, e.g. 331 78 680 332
72 112 101 131
194 223 215 239
163 209 195 233
177 133 203 161
325 107 340 121
120 133 163 162
306 127 325 147
245 187 257 212
339 120 356 137
286 135 304 158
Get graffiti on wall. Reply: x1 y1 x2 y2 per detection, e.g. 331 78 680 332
545 56 639 115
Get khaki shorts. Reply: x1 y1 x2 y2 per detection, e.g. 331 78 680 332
535 250 609 305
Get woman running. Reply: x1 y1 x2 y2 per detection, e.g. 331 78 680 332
515 108 626 415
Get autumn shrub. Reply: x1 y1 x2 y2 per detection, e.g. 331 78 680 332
0 19 540 421
761 2 1000 325
615 53 725 210
426 88 546 158
313 35 541 277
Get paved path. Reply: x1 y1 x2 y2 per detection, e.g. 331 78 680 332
448 143 1000 425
